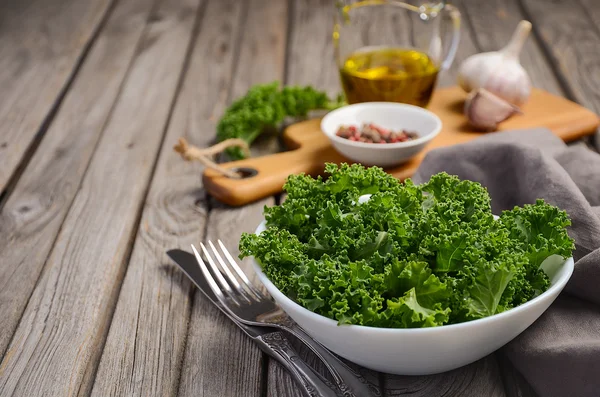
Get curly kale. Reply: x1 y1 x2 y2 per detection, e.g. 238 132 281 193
216 82 344 159
239 164 574 328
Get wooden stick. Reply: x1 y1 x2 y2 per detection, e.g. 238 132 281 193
174 138 250 179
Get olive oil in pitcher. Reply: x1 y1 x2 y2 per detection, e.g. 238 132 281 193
340 47 439 107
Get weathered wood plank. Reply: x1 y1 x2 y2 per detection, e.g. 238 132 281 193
384 357 505 397
579 0 600 60
520 0 600 148
91 0 265 395
176 0 289 396
225 0 289 159
284 0 339 99
175 0 285 395
459 0 564 96
0 0 159 361
0 0 113 192
519 0 600 106
0 0 201 394
566 0 600 151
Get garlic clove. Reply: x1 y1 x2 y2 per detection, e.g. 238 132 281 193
457 52 504 93
483 62 531 106
464 88 521 131
457 20 532 106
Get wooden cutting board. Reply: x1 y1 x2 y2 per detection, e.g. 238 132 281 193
203 86 599 206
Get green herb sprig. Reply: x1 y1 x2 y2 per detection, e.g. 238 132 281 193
216 82 344 159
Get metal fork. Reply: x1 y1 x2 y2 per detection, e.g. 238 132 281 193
191 241 380 397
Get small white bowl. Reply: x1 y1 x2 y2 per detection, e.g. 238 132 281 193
321 102 442 168
251 220 574 375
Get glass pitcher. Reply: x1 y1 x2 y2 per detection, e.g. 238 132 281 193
334 0 461 107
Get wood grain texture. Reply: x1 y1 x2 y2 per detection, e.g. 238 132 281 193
1 1 595 396
519 0 600 107
92 0 267 396
174 0 278 396
459 0 564 95
579 0 600 49
89 0 215 395
0 0 113 192
285 0 340 98
520 0 600 147
568 0 600 151
184 0 289 395
384 357 505 397
0 0 159 363
0 0 199 394
180 0 292 395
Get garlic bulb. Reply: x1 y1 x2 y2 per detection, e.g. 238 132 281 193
465 88 521 131
458 20 532 106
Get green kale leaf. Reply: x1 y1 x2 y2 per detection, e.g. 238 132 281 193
239 165 574 328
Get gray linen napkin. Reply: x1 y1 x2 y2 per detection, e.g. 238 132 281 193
412 128 600 397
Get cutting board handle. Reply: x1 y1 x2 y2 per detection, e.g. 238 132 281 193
202 148 335 206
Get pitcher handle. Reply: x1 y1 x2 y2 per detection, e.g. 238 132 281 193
439 3 461 70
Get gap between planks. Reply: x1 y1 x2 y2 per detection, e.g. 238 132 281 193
0 0 203 395
0 0 592 396
0 0 165 363
0 0 116 202
90 0 210 395
201 0 288 395
91 0 267 396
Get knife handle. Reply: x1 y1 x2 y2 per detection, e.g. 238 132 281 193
258 332 342 397
284 324 381 397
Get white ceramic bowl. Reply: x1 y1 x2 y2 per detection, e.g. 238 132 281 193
320 102 442 168
251 220 574 375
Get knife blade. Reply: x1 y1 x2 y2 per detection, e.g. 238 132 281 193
167 249 342 397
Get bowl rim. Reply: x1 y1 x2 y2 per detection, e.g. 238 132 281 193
252 219 574 334
320 102 443 150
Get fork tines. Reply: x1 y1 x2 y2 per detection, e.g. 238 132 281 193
191 240 263 306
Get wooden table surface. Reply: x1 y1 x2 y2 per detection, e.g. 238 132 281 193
0 0 599 396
